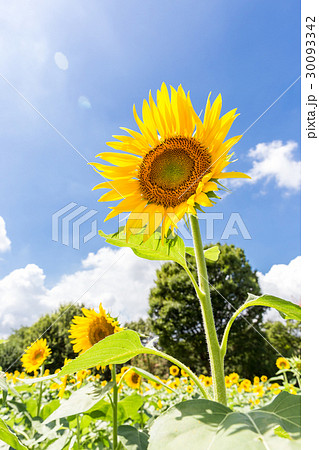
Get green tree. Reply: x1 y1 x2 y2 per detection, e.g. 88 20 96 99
148 243 275 378
0 303 84 373
262 319 301 369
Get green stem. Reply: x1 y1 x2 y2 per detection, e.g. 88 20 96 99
36 366 44 416
112 364 118 450
189 214 227 405
77 414 81 449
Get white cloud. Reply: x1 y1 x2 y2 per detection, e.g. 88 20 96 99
257 256 301 321
54 52 69 71
0 247 161 338
230 140 301 191
0 217 11 253
78 96 92 109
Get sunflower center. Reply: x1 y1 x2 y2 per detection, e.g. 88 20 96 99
88 318 115 346
138 136 211 208
150 150 193 189
131 373 140 384
34 349 44 361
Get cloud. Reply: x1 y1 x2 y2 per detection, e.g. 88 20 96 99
54 52 69 71
230 140 300 191
257 256 301 321
0 247 161 338
0 217 11 253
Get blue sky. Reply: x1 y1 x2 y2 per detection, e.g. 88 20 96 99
0 0 300 336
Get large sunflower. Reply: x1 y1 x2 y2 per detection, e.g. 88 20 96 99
92 83 249 239
69 303 123 354
21 338 51 373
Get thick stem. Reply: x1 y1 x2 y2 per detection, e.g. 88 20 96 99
189 214 227 405
111 364 118 450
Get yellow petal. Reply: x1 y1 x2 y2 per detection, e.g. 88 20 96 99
218 172 251 179
96 152 141 166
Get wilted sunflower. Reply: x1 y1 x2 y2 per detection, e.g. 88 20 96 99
69 303 123 354
21 338 51 373
125 370 141 389
92 83 249 239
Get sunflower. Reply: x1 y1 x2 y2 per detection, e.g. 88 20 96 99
276 357 290 370
125 370 141 389
186 385 194 394
169 365 179 376
92 83 249 240
253 376 260 386
203 376 212 387
69 303 123 354
225 375 232 388
181 368 189 377
228 372 239 384
261 375 268 383
21 338 51 373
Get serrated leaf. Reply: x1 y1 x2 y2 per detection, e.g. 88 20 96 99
100 228 186 267
0 417 27 450
149 392 300 450
118 425 149 450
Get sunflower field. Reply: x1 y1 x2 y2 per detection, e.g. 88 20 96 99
1 338 300 450
0 84 301 449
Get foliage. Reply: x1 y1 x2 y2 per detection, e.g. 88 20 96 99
148 243 275 378
0 304 84 373
263 320 301 357
148 393 300 449
1 353 300 449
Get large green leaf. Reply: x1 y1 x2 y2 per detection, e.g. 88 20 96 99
221 294 301 357
100 229 186 267
58 330 145 376
44 382 113 424
148 392 300 449
118 425 149 450
0 417 27 450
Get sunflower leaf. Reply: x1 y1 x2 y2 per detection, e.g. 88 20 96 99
221 294 301 358
148 392 301 449
0 417 27 450
99 228 186 267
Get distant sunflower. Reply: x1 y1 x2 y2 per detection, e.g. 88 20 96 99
276 357 290 370
21 338 51 373
169 365 179 376
92 83 249 240
69 303 123 354
125 370 141 389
